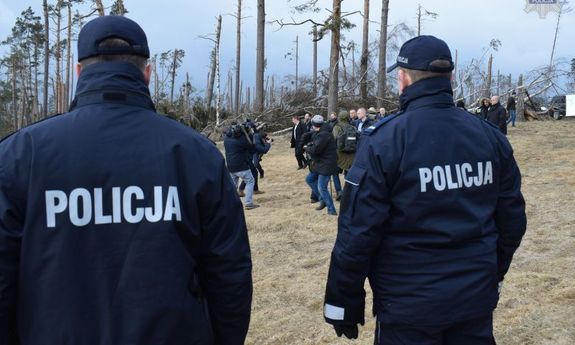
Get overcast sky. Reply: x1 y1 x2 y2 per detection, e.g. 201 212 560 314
1 0 574 94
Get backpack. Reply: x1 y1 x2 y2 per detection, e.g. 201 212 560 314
336 123 358 153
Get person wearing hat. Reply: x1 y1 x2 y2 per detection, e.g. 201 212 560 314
324 35 526 344
0 16 252 345
304 115 339 216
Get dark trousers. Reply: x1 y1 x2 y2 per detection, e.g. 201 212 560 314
375 314 496 345
295 149 307 168
239 162 259 192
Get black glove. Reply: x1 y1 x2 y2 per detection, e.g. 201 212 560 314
333 324 358 339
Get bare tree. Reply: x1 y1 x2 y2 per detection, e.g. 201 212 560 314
377 0 390 108
43 0 49 117
255 0 265 113
65 1 72 110
327 0 342 115
549 2 572 70
360 0 369 103
485 54 493 97
312 25 318 97
110 0 128 16
202 15 222 111
93 0 105 16
416 4 438 36
169 49 185 104
234 0 242 115
54 0 63 113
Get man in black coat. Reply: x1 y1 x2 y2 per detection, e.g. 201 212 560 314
355 108 373 133
291 115 307 169
305 115 339 216
486 95 508 135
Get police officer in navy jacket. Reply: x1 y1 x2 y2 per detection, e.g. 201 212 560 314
0 16 252 345
323 35 526 344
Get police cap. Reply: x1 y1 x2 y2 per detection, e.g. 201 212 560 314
387 35 454 73
78 15 150 62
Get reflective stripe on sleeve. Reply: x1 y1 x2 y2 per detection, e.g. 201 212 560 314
324 304 345 320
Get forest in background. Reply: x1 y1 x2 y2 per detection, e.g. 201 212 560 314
1 0 575 139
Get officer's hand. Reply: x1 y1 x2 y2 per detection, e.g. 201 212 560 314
333 324 358 339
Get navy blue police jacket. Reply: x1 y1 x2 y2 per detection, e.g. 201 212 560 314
324 76 526 327
0 62 252 345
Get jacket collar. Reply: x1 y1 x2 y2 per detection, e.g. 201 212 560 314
70 62 155 111
399 76 455 112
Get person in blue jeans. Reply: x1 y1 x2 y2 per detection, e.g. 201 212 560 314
506 94 517 127
332 173 342 200
304 115 339 216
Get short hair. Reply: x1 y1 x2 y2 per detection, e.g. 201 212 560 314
401 59 452 83
80 38 148 71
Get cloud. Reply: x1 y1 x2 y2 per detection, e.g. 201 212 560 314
0 1 16 30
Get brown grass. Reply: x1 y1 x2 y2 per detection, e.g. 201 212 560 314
230 120 575 344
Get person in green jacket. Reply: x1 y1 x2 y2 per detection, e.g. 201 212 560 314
332 110 356 175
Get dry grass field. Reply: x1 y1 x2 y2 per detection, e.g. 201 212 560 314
233 120 575 345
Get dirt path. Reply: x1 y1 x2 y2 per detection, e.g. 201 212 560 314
239 120 575 344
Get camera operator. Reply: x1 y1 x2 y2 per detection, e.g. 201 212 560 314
253 126 273 179
224 122 259 210
300 129 319 203
238 120 270 196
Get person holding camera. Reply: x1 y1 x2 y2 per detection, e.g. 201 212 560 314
252 126 272 179
224 123 260 210
238 121 270 196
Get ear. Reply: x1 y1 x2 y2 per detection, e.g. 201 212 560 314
398 69 411 95
143 64 152 86
76 63 82 77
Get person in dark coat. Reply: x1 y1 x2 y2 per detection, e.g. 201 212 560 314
0 16 252 345
479 98 490 119
324 35 526 344
507 94 517 127
304 113 313 132
238 123 269 196
291 115 307 169
486 95 508 135
305 115 339 216
355 108 373 133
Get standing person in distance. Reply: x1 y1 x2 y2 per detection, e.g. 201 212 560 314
323 35 526 345
291 115 308 170
332 110 357 200
0 16 252 345
349 109 358 127
379 107 387 118
304 112 313 132
486 95 509 135
479 98 491 119
355 108 373 133
304 115 339 216
226 122 262 209
506 93 517 127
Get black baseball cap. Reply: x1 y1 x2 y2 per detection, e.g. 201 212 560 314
387 35 454 73
77 15 150 62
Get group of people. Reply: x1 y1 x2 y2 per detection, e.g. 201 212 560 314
457 94 517 135
0 13 527 345
291 106 386 216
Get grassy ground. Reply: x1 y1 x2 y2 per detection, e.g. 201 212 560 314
235 120 575 344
